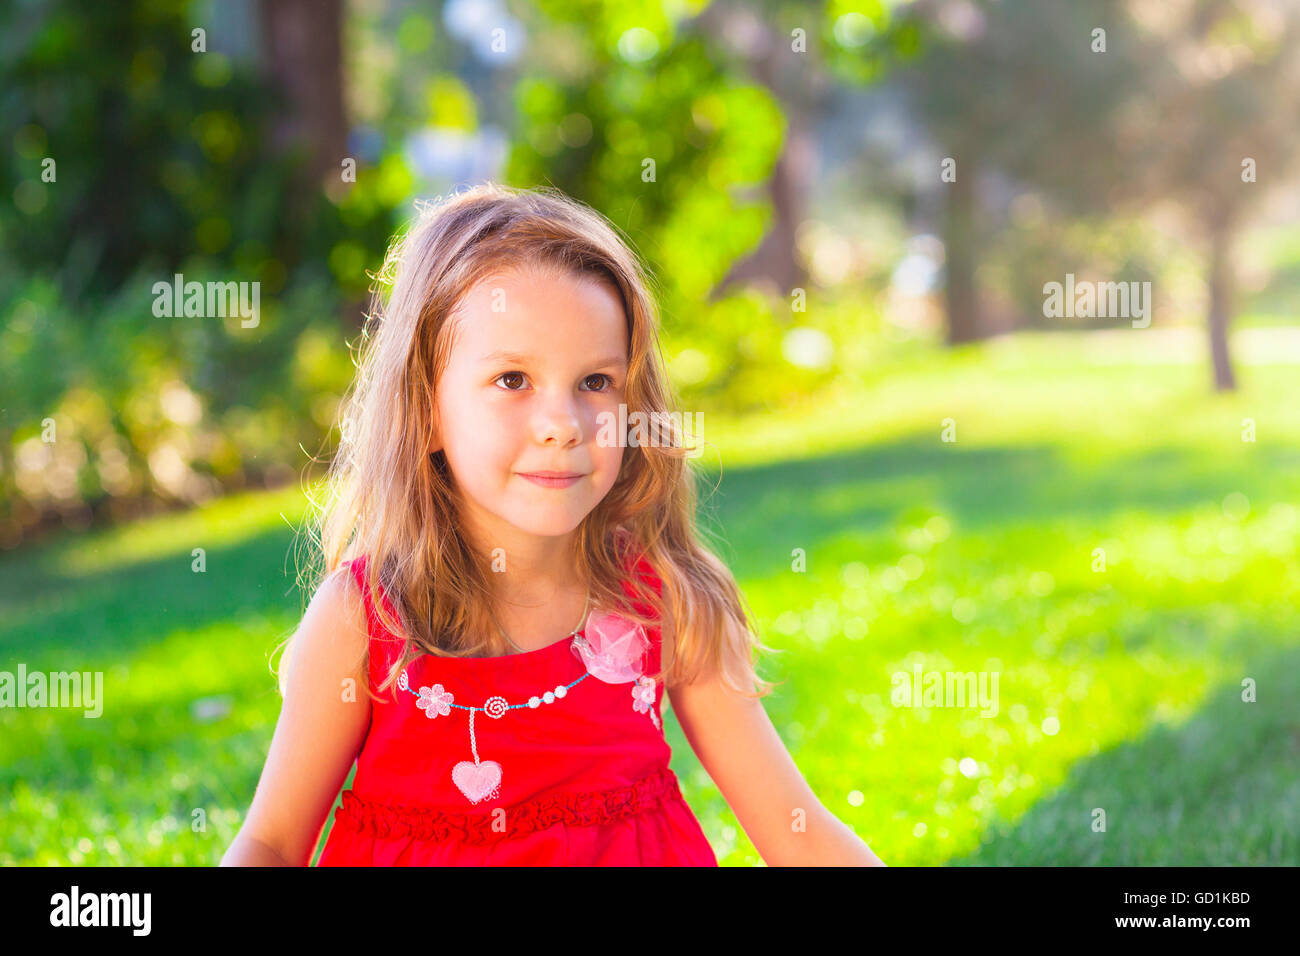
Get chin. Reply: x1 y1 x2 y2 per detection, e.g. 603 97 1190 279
505 510 588 538
518 522 585 539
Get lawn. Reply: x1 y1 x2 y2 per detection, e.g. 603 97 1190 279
3 329 1298 865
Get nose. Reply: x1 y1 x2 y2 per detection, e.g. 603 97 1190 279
532 392 583 447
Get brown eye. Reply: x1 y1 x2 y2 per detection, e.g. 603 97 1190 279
496 372 525 390
583 374 612 391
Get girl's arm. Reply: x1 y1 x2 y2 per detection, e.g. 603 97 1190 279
664 606 886 867
220 568 372 867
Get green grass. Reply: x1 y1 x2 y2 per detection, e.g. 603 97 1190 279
3 330 1299 865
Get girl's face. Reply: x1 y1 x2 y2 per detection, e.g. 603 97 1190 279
432 266 629 552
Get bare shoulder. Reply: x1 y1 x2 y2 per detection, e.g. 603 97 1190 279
284 565 370 684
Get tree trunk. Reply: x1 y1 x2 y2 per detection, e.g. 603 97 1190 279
1207 211 1237 392
699 3 814 303
257 0 348 187
712 122 810 299
943 163 982 345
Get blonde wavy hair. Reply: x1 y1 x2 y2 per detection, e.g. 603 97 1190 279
286 182 776 705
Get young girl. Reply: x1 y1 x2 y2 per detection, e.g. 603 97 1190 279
220 183 885 867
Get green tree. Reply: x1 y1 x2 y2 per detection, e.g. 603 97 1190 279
1105 0 1300 390
506 0 785 323
898 0 1300 389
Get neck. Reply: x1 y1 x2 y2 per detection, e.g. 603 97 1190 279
453 495 589 607
473 532 585 607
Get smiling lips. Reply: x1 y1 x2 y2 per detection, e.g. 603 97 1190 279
518 471 585 488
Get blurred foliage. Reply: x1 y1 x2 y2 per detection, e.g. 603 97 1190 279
2 0 376 295
0 0 403 544
0 263 358 530
980 212 1169 331
894 0 1300 348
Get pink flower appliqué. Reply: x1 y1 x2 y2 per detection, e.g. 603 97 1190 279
632 676 660 729
416 683 454 719
571 609 649 684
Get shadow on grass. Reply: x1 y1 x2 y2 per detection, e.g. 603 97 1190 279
695 435 1300 578
0 527 306 664
947 644 1300 866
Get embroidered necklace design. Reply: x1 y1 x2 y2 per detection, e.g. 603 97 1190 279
398 610 660 805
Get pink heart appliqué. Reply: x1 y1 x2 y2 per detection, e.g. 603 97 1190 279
452 760 502 804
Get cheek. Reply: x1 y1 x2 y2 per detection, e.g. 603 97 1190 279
586 402 622 459
593 431 624 479
440 392 510 471
460 409 511 459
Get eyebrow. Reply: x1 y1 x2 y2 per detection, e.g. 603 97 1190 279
479 349 627 368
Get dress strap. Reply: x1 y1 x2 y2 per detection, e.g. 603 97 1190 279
343 555 407 695
620 553 665 677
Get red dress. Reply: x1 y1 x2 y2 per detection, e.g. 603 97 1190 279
316 553 718 866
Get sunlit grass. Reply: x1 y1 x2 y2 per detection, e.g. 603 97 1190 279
52 484 308 578
3 329 1298 865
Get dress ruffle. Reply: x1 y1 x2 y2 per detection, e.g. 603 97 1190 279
330 768 690 846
